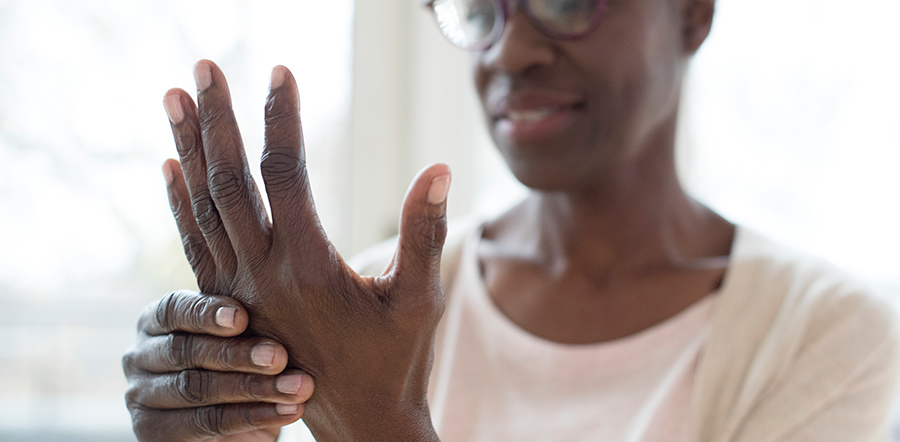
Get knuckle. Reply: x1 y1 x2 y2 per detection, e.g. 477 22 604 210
155 292 179 332
122 348 139 374
238 404 257 429
207 163 245 208
186 296 212 332
168 187 188 216
174 130 200 159
243 373 266 400
124 384 140 407
215 339 241 371
191 193 224 235
411 216 447 258
175 370 208 406
198 105 231 130
193 405 226 437
402 285 445 323
167 334 195 369
263 99 297 132
260 151 301 194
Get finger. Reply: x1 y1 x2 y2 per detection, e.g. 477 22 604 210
127 369 314 409
130 402 303 442
164 89 238 284
125 333 288 375
261 66 333 269
163 159 218 291
138 290 249 337
390 164 451 302
194 60 271 264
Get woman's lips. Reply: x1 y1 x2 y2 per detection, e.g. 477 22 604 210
495 105 582 144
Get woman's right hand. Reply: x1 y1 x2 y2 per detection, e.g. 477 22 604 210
123 290 315 442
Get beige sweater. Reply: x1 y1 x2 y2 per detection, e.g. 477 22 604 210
285 222 899 442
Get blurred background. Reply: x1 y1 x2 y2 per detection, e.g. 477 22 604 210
0 0 898 440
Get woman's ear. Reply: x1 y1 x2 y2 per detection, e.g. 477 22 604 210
681 0 716 55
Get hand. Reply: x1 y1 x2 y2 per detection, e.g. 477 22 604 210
123 290 315 442
159 60 451 442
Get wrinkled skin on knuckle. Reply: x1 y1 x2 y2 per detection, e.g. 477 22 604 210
168 334 195 370
156 292 180 332
174 130 200 158
193 405 226 438
176 369 210 406
260 151 301 195
170 188 190 217
199 107 235 134
263 101 298 139
191 193 225 235
243 373 267 400
207 163 246 210
214 338 243 372
409 216 446 260
187 295 215 330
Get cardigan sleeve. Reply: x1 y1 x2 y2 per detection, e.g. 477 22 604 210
733 292 900 442
690 228 900 442
774 323 899 442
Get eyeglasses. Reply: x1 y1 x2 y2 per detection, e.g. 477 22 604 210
426 0 607 51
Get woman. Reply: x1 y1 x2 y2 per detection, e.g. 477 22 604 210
123 0 899 440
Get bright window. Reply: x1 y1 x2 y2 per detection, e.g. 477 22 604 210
682 0 900 294
0 1 354 439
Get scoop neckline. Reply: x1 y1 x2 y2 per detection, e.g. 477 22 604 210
457 220 733 356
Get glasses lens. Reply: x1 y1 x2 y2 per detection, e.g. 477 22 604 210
432 0 498 48
528 0 599 36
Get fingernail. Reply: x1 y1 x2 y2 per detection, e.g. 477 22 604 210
270 66 286 90
193 62 212 91
276 374 303 395
251 344 276 367
162 162 174 185
215 307 236 329
276 403 298 416
427 174 451 205
163 94 184 124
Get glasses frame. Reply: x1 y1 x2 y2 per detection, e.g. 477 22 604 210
425 0 608 51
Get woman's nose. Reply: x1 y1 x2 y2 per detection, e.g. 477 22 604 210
479 4 556 75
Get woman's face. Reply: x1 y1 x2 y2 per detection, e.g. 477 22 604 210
474 0 688 191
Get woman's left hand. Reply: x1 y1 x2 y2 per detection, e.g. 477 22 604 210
160 60 451 442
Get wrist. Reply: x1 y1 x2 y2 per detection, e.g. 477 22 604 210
308 400 439 442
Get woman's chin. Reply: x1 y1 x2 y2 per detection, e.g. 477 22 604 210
506 160 594 192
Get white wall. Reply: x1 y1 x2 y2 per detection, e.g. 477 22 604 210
346 0 526 256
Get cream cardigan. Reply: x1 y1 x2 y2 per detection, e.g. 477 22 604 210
333 222 899 442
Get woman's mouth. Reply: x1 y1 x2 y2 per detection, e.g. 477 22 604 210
495 104 584 143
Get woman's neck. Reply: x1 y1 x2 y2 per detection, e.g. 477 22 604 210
486 146 733 277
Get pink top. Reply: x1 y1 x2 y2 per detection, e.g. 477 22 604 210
427 225 716 442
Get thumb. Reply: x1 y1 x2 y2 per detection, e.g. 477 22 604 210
391 163 452 295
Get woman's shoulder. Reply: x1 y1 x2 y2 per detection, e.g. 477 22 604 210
727 226 897 341
692 227 899 442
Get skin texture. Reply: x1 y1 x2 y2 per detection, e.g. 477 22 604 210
123 0 728 439
123 290 310 441
125 63 449 442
